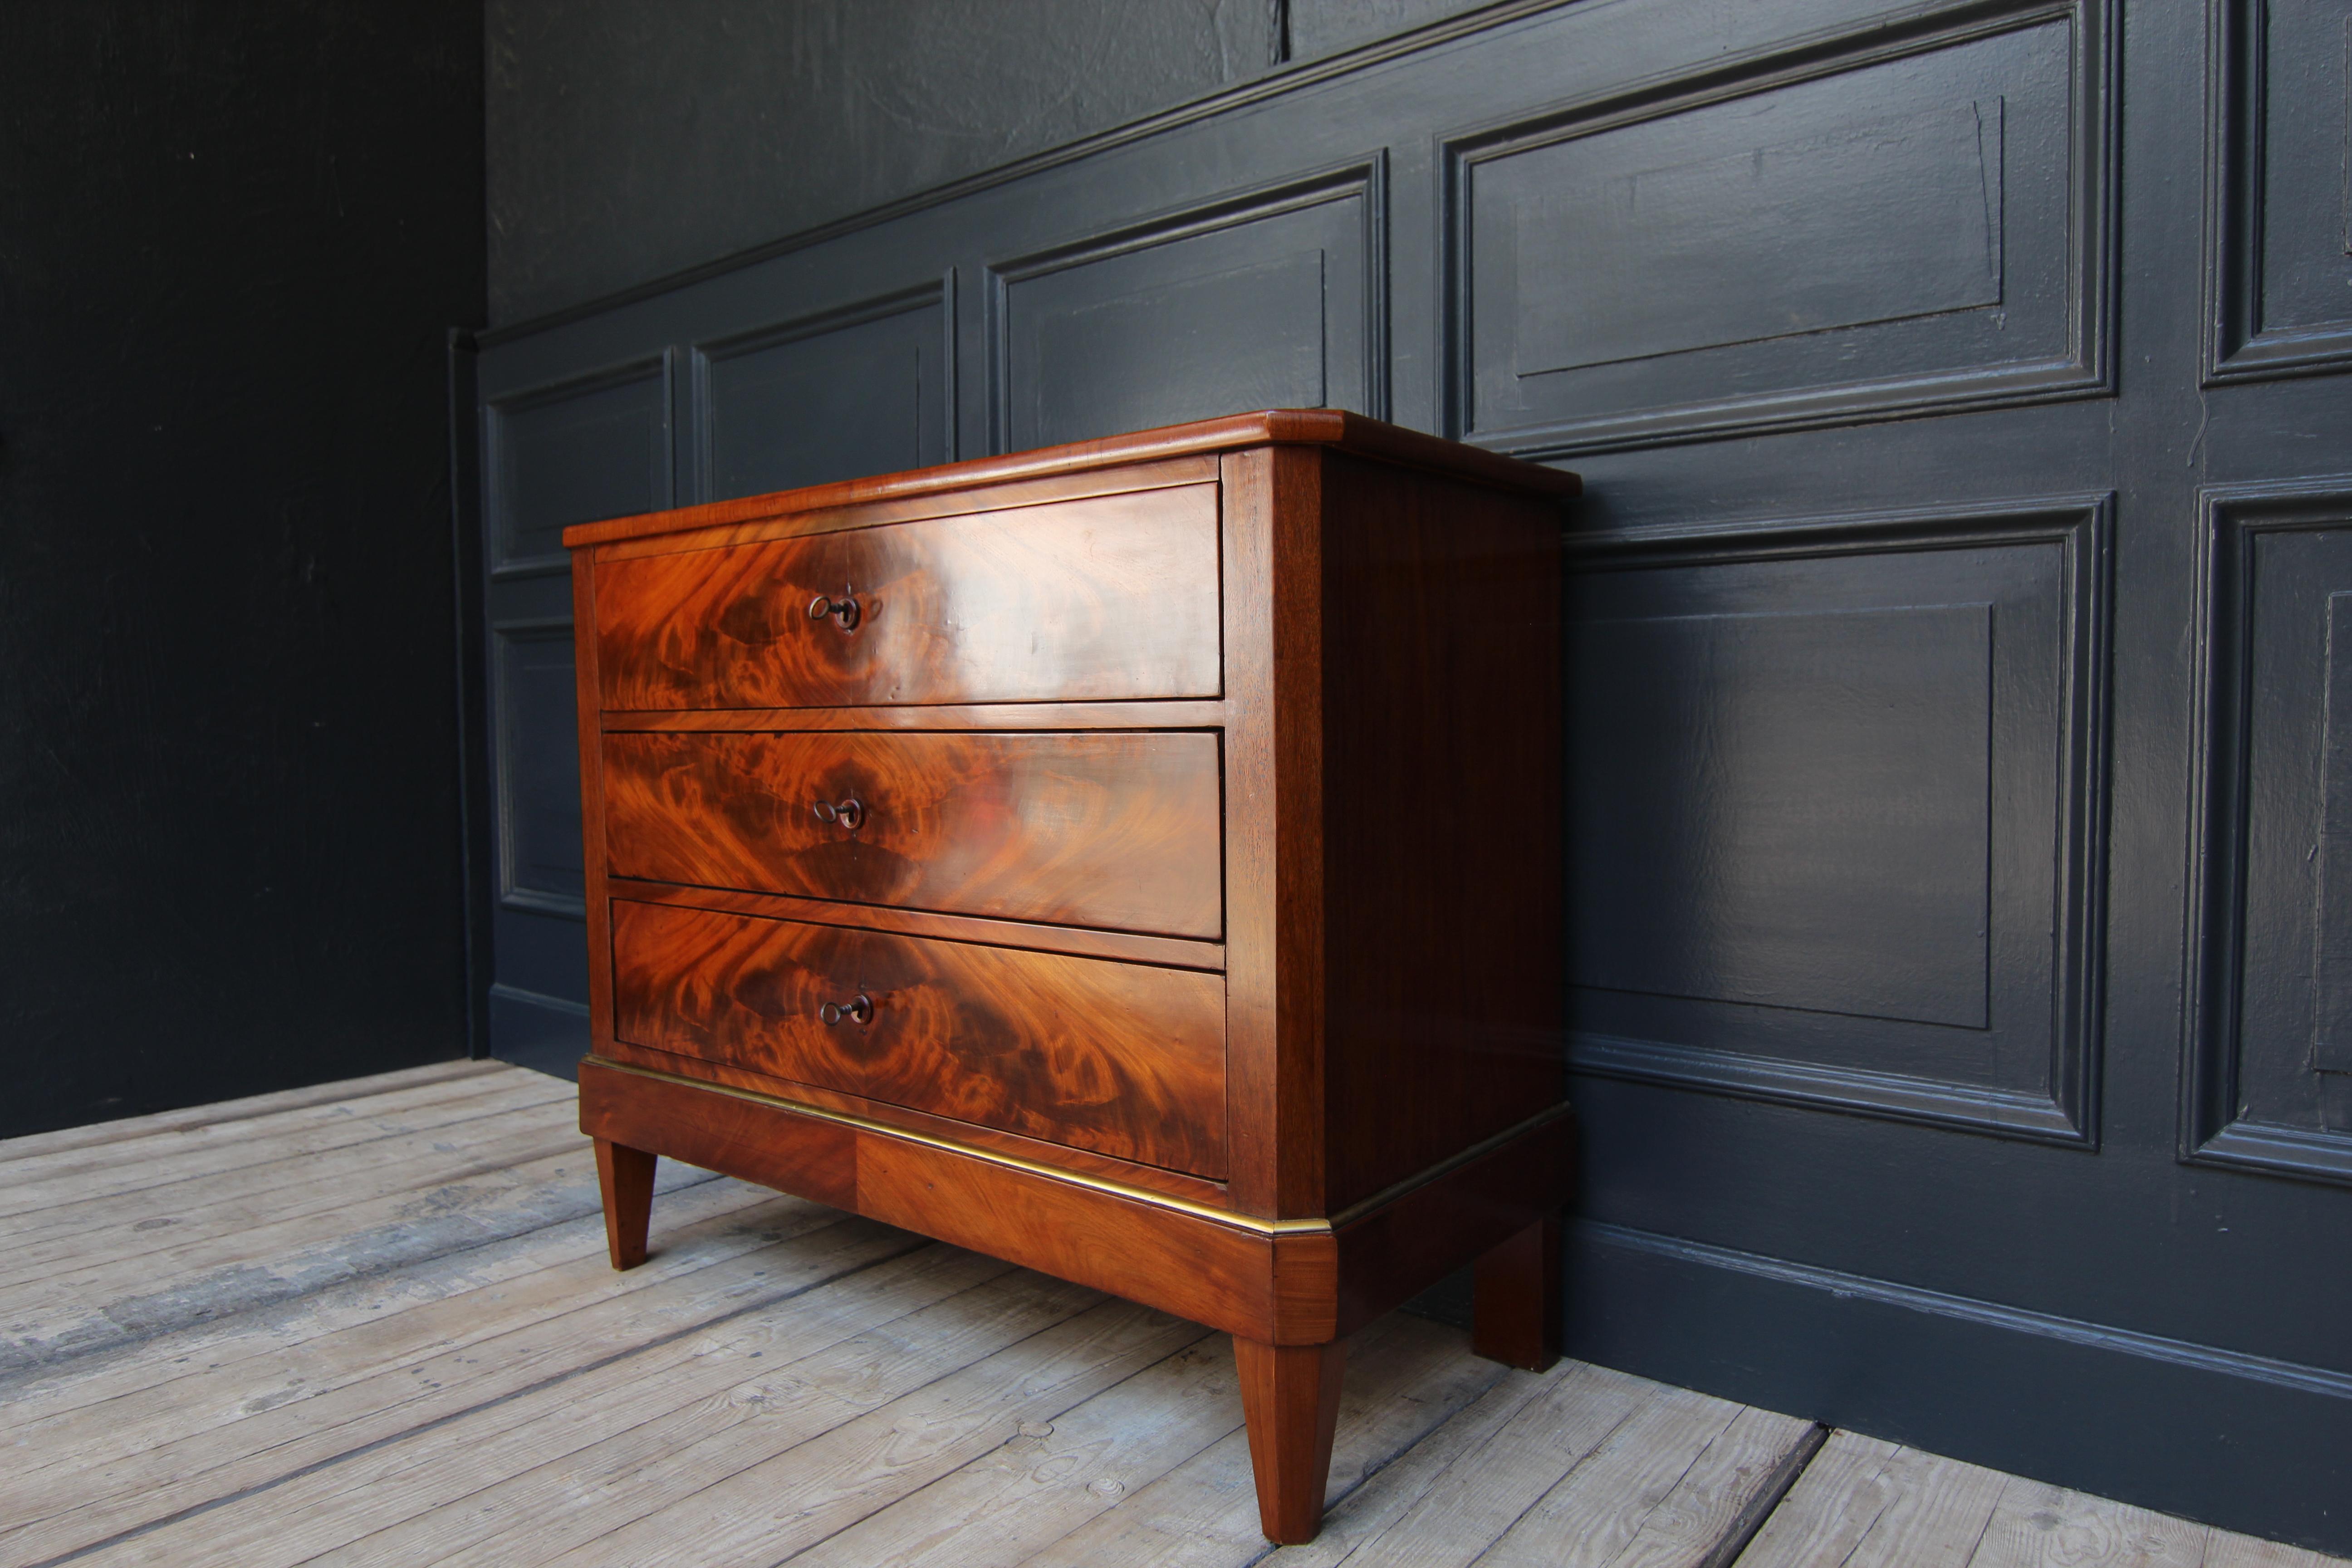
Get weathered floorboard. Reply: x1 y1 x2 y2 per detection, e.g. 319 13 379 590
1737 1432 2009 1568
1332 1361 1664 1568
780 1327 1248 1568
0 1089 586 1265
85 1247 1020 1568
0 1063 2337 1568
2204 1534 2352 1568
0 1068 566 1221
1968 1475 2212 1568
797 1312 1473 1568
0 1072 571 1232
0 1178 799 1500
0 1142 714 1375
0 1165 762 1427
528 1296 1205 1568
0 1059 500 1165
1 1205 898 1564
1013 1315 1514 1568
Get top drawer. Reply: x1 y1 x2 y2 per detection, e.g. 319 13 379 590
593 483 1222 711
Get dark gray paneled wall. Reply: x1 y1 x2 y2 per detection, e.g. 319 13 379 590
486 0 1489 325
0 2 485 1137
475 0 2352 1553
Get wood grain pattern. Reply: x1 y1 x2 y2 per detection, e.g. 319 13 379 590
852 1136 1301 1340
573 546 617 1054
610 899 1228 1176
1472 1397 1816 1568
592 1138 655 1270
571 422 1583 1548
1971 1475 2210 1568
0 1087 579 1269
777 1326 1242 1568
1331 1111 1571 1336
1315 450 1566 1211
14 1060 2320 1568
608 878 1225 970
0 1143 674 1385
579 1060 1298 1341
1012 1315 1504 1568
603 729 1223 937
605 698 1228 732
1233 1336 1347 1544
1473 1215 1562 1374
594 483 1222 711
580 1058 858 1211
0 1058 501 1167
588 455 1219 562
0 1070 568 1228
560 411 1578 551
1340 1362 1656 1568
527 1298 1201 1568
1736 1432 2009 1568
593 1036 1233 1205
147 1244 1004 1568
0 1187 823 1563
1218 443 1329 1220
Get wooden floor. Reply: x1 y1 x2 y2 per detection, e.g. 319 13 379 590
1 1062 2337 1568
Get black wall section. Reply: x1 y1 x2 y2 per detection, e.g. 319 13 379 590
0 3 486 1138
475 0 2352 1552
484 0 1494 326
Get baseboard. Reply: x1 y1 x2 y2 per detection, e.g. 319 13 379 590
486 983 589 1081
1557 1219 2352 1557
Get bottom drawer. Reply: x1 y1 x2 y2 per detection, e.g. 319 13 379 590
610 899 1228 1178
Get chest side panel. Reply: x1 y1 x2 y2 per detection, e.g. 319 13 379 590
1317 455 1567 1211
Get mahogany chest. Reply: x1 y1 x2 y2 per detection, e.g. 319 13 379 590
567 410 1576 1543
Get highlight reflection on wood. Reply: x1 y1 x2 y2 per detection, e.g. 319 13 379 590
609 899 1229 1176
602 729 1224 937
593 483 1223 710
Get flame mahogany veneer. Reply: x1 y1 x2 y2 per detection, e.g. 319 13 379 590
602 728 1225 936
566 409 1577 1544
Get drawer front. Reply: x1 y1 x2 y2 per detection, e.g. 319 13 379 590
611 900 1227 1176
594 483 1221 710
604 730 1224 938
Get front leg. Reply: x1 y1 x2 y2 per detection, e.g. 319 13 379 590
593 1137 657 1270
1233 1336 1346 1544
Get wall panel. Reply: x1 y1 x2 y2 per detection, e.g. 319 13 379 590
481 354 680 1072
1447 0 2110 453
2205 0 2352 381
988 161 1384 449
1568 500 2110 1142
486 357 672 576
696 282 951 501
2187 482 2352 1182
491 623 585 917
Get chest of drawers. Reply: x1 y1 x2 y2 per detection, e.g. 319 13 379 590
567 410 1576 1544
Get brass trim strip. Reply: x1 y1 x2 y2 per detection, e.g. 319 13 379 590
586 1057 1329 1237
585 1056 1571 1239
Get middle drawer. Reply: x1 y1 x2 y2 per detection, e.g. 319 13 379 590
602 730 1224 938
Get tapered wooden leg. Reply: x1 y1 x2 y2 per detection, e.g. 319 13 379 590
1473 1213 1562 1372
594 1137 657 1270
1233 1336 1345 1544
